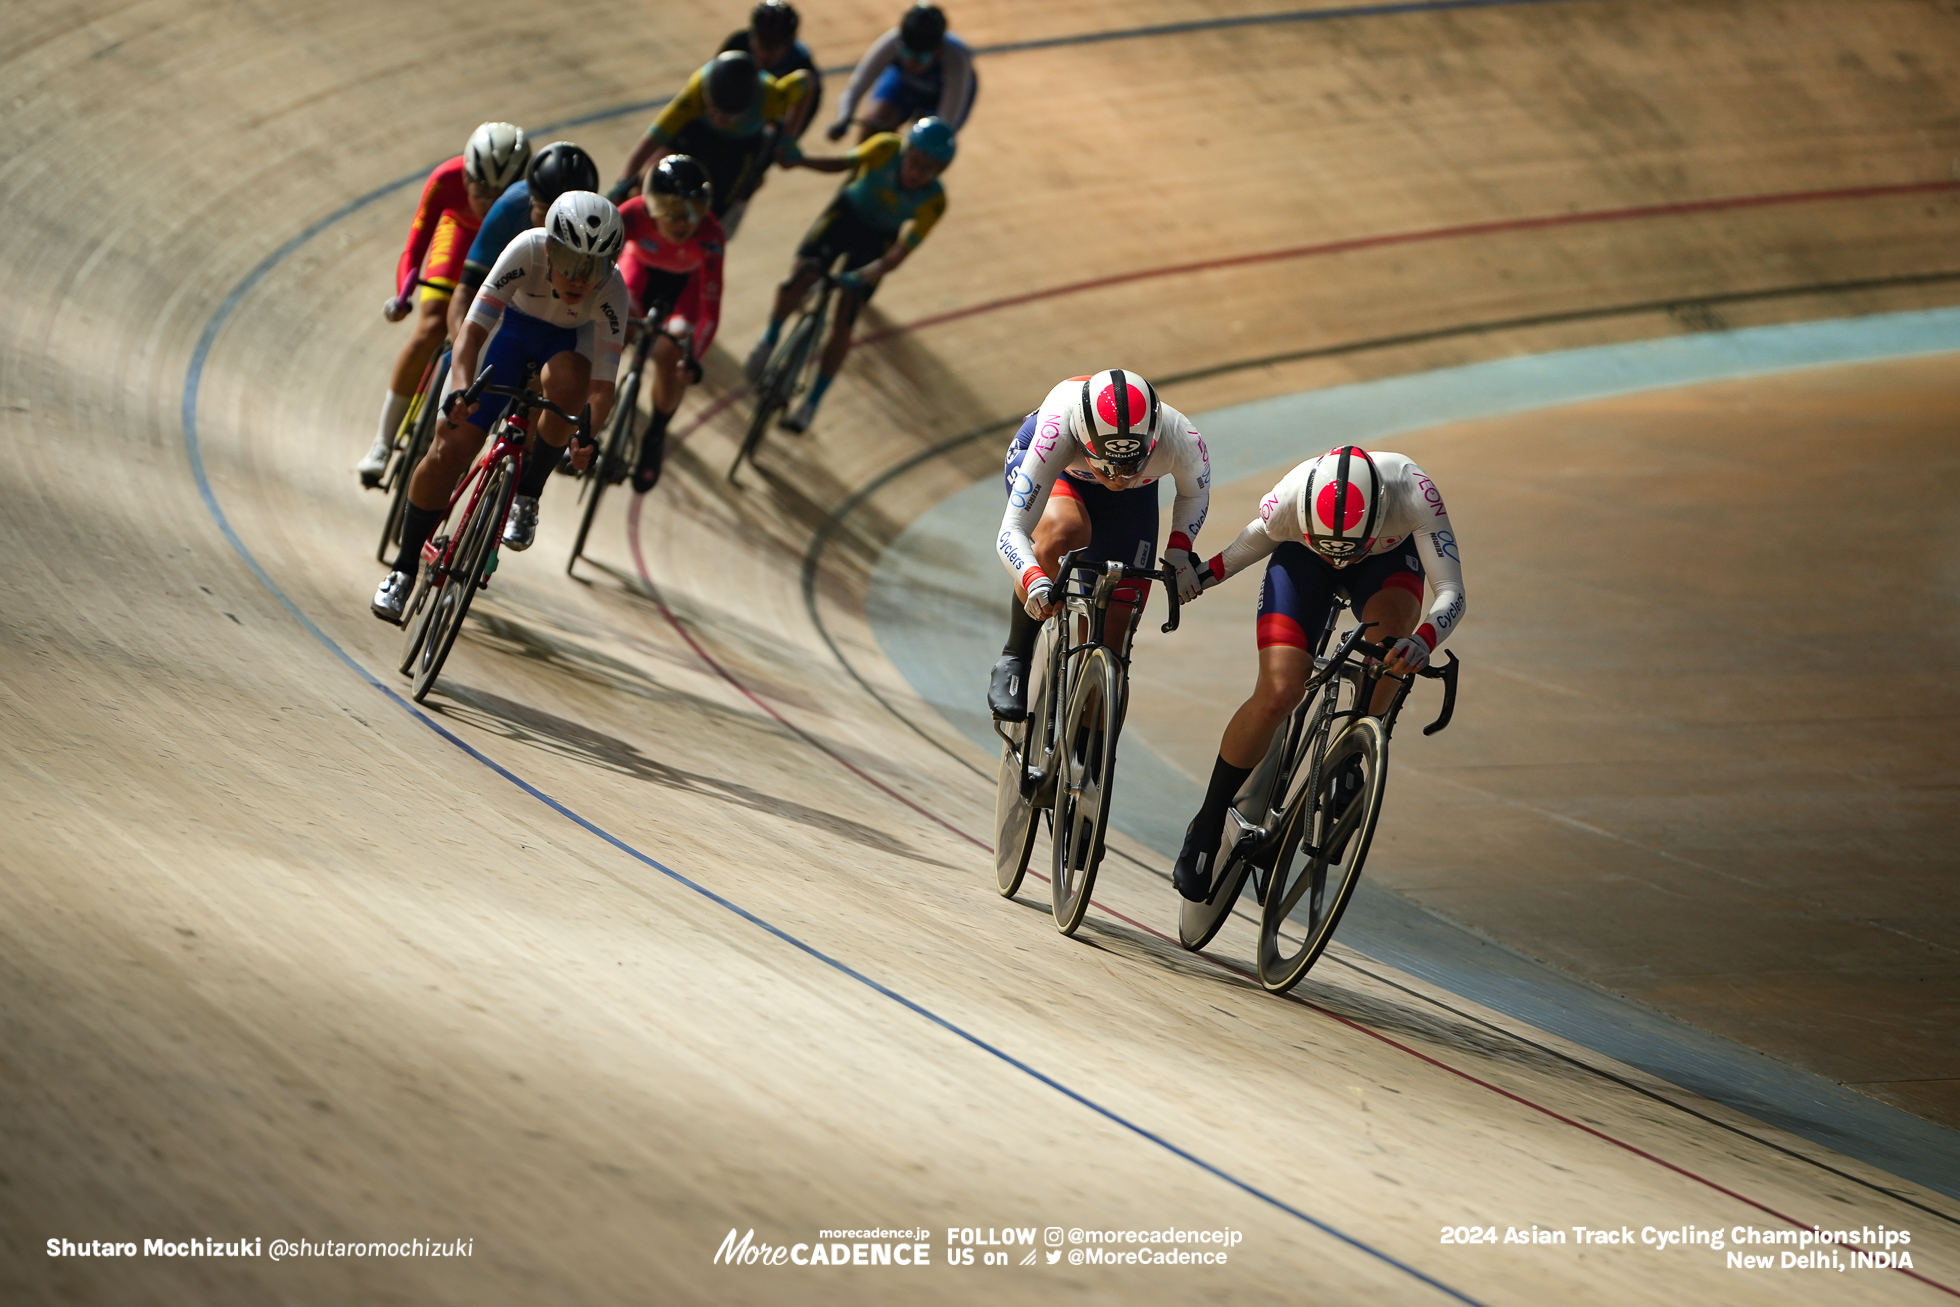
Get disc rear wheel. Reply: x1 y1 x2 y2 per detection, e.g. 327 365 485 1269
993 625 1056 897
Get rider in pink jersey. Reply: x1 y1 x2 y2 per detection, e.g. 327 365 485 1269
987 371 1212 721
1170 445 1466 900
615 155 725 492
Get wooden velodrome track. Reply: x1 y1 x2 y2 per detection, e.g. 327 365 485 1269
3 0 1957 1302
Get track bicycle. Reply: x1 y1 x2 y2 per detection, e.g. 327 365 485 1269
1176 604 1459 993
565 307 695 574
372 277 451 563
395 364 591 703
993 548 1183 936
729 268 837 482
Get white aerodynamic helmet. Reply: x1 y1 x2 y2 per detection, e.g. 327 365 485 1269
1297 445 1385 566
543 191 625 282
1068 369 1161 473
464 121 531 188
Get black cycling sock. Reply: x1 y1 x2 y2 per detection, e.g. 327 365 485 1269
1194 754 1253 835
1002 597 1040 660
637 406 674 474
518 443 558 499
391 503 445 576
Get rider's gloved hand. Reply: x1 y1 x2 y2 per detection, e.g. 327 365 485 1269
382 294 413 322
606 176 639 206
776 139 804 166
837 268 869 293
1168 549 1208 604
825 120 849 142
1023 576 1056 621
1386 631 1433 673
441 388 476 421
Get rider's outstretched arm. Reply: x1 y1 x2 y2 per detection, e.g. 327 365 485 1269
830 29 901 133
1406 511 1466 662
996 393 1075 597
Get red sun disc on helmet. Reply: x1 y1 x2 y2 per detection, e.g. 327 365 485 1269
1096 382 1148 430
1316 480 1368 531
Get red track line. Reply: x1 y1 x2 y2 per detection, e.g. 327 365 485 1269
622 492 987 852
855 178 1960 347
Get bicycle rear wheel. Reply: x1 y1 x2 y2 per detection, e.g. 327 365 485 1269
1051 645 1121 936
376 354 447 563
410 456 513 703
731 310 818 481
568 361 640 573
993 623 1056 897
1257 715 1387 993
1180 682 1338 950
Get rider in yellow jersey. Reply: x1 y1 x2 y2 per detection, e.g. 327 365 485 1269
611 51 811 239
743 117 954 432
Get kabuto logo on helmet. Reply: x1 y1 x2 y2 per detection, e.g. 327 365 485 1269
1100 437 1143 458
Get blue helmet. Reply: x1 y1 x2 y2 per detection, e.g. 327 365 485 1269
905 116 956 165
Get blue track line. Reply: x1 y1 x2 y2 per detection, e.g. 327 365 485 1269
180 267 1486 1307
164 8 1587 1298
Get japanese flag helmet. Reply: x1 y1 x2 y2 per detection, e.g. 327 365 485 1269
1298 445 1385 566
1070 369 1161 474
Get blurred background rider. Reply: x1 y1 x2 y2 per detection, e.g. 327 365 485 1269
827 4 975 143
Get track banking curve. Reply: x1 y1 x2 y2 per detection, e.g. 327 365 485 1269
11 0 1944 1301
169 7 1676 1302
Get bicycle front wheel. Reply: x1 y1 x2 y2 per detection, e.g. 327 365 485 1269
1050 645 1121 936
993 623 1056 897
568 362 640 573
731 312 818 481
410 456 513 703
1257 715 1387 993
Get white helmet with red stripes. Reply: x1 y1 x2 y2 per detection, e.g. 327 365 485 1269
1068 369 1161 473
1297 445 1385 566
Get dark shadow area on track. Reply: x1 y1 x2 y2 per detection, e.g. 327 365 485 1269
431 683 951 867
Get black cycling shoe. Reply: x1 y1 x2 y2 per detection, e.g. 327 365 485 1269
1173 816 1221 902
630 460 661 495
988 653 1029 722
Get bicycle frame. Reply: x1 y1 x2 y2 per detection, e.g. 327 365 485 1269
423 364 595 584
1003 547 1182 798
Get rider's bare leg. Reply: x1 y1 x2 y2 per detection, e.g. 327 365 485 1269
1217 644 1315 769
634 335 689 489
390 291 450 397
767 261 822 332
1212 584 1421 767
1357 586 1421 715
855 98 906 143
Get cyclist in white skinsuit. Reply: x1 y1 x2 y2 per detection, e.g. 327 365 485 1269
987 370 1212 721
1171 445 1467 900
371 194 629 622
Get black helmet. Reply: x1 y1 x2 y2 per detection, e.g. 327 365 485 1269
526 141 600 206
898 3 947 51
645 154 714 213
751 0 798 43
703 51 759 114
